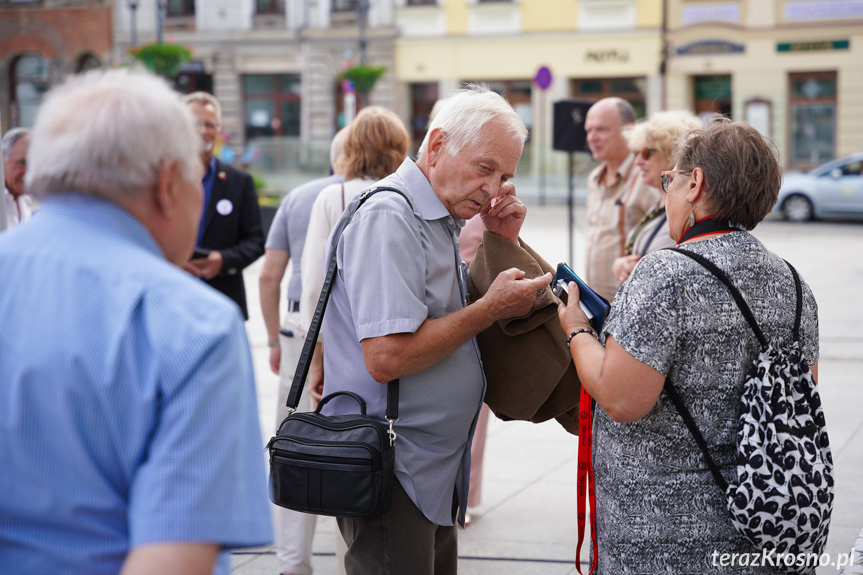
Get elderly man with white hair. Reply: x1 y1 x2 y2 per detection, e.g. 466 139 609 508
2 127 32 230
318 85 551 574
0 69 272 575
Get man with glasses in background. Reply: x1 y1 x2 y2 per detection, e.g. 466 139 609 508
584 97 661 301
183 92 264 320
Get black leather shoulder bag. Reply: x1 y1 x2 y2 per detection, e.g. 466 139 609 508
267 186 411 519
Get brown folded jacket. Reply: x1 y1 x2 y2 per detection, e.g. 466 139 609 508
467 231 581 435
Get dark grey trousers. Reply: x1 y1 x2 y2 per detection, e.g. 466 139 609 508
337 480 458 575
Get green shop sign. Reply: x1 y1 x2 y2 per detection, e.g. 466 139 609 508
777 40 849 52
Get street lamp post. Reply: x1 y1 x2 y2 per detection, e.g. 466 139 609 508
357 0 369 66
156 0 164 43
128 0 139 47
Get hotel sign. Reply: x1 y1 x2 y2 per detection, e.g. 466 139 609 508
777 40 850 52
676 40 745 56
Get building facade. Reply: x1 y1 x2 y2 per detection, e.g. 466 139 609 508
665 0 863 169
0 0 111 132
394 0 665 181
112 0 398 176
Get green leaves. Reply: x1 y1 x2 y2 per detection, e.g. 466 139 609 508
129 42 192 79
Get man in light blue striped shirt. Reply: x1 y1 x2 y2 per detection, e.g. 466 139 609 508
0 69 272 575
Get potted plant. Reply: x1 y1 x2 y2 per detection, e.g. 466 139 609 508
129 42 193 79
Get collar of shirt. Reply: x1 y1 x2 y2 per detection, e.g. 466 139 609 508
394 157 462 227
37 193 163 258
593 151 636 188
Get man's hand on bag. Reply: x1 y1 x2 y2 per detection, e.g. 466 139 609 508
480 182 526 243
483 268 553 321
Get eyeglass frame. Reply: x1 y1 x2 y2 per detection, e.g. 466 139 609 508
660 169 692 193
639 148 659 161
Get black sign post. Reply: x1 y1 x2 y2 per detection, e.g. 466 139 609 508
552 100 592 265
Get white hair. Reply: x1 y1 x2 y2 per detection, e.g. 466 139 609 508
26 68 200 200
417 84 527 159
2 128 30 159
182 91 222 122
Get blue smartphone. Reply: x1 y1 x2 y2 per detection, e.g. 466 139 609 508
552 263 610 332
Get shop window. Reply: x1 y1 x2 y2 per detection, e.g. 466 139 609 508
332 0 358 12
409 82 439 150
166 0 195 16
243 74 301 141
789 72 837 167
406 0 436 5
693 75 731 119
9 54 50 129
256 0 284 13
570 77 646 119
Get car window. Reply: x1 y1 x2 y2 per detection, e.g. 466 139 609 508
839 160 863 176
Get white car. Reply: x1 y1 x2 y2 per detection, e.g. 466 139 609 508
776 152 863 221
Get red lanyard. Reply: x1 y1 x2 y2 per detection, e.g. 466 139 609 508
576 385 598 574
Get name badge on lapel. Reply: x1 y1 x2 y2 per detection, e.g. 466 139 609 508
216 199 233 216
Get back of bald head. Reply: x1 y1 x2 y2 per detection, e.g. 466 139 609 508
330 126 350 174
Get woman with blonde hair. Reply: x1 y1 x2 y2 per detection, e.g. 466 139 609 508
611 110 701 284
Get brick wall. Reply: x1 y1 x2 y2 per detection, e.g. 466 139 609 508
0 5 112 129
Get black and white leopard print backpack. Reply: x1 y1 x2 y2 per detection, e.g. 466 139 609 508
665 249 834 570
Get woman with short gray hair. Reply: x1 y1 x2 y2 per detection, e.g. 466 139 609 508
559 116 821 574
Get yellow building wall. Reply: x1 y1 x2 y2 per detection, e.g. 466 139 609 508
637 0 664 28
522 0 578 33
836 42 863 156
446 0 468 36
396 32 661 83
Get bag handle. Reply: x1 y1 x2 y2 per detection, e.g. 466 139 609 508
286 186 414 429
314 391 368 415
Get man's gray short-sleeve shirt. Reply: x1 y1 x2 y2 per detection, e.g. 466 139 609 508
320 158 484 526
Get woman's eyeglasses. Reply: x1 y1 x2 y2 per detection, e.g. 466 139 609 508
660 170 692 193
639 148 658 160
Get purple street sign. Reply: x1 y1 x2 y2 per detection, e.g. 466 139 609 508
342 80 355 94
534 66 552 91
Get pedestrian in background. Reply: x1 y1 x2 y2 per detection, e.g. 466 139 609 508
611 110 701 284
2 127 33 230
259 126 350 575
584 97 661 301
183 91 265 320
559 116 819 574
0 68 272 575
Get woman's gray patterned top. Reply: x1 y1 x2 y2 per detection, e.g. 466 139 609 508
594 231 819 574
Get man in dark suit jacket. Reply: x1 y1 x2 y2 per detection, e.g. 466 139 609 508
183 92 264 320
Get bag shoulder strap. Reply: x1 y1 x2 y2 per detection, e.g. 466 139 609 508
661 247 804 494
287 186 413 426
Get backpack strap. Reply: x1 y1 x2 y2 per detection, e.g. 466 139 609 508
662 248 805 496
786 261 803 342
663 378 729 492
